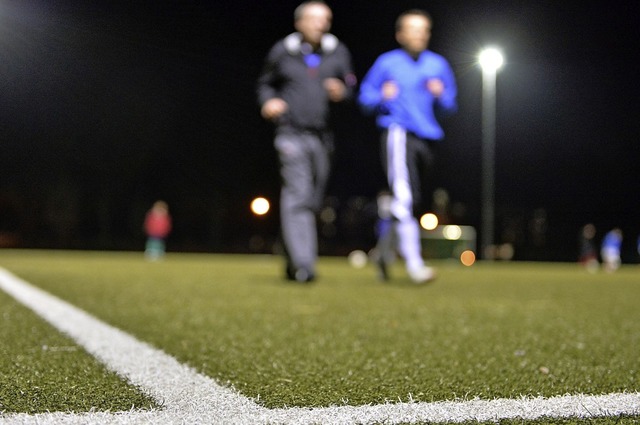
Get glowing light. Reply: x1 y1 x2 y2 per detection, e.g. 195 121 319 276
497 243 515 261
348 250 368 268
460 250 476 266
443 225 462 240
479 47 504 72
320 206 336 224
420 213 438 230
250 197 270 215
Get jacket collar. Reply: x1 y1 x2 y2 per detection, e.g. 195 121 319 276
283 32 338 55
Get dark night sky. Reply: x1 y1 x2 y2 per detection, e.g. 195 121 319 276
1 0 639 260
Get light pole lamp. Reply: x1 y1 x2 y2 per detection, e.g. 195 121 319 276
478 47 504 259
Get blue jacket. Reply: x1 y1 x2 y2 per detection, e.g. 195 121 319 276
358 48 457 140
602 230 623 251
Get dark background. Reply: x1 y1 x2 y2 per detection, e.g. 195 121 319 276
1 0 639 262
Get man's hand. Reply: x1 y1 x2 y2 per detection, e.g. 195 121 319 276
426 78 444 98
324 78 346 102
261 98 289 120
381 81 399 100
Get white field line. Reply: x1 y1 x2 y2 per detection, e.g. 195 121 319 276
0 267 639 425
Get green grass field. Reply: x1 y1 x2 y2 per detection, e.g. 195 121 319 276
0 249 639 424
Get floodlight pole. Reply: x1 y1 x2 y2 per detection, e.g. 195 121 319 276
479 48 503 259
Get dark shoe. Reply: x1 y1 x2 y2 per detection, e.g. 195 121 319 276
285 265 315 283
294 268 315 283
285 264 296 281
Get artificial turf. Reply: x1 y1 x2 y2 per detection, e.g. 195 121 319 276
0 286 157 414
0 249 638 419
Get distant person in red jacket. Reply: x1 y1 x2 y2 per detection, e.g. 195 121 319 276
144 200 172 260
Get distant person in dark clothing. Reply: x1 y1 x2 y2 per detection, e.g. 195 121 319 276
578 223 598 272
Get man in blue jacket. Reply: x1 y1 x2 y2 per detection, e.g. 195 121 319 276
359 9 457 283
257 1 356 282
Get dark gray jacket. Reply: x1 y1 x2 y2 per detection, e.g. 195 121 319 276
257 33 355 131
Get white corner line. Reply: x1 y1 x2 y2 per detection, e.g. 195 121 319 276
1 267 638 424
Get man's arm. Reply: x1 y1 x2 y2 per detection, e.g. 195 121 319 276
256 45 289 120
358 57 388 115
432 59 457 117
324 44 357 103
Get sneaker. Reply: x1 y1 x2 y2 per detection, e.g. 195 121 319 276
294 268 315 283
285 264 296 281
286 265 315 283
408 266 436 284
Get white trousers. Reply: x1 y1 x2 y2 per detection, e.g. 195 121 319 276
385 124 425 272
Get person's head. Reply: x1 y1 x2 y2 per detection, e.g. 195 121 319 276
294 1 332 47
582 223 596 239
152 200 169 213
395 9 432 56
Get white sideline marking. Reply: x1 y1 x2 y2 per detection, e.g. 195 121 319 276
1 267 639 424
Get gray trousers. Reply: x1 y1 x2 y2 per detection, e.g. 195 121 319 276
275 130 332 272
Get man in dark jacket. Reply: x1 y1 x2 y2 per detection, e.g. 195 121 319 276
257 1 356 282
